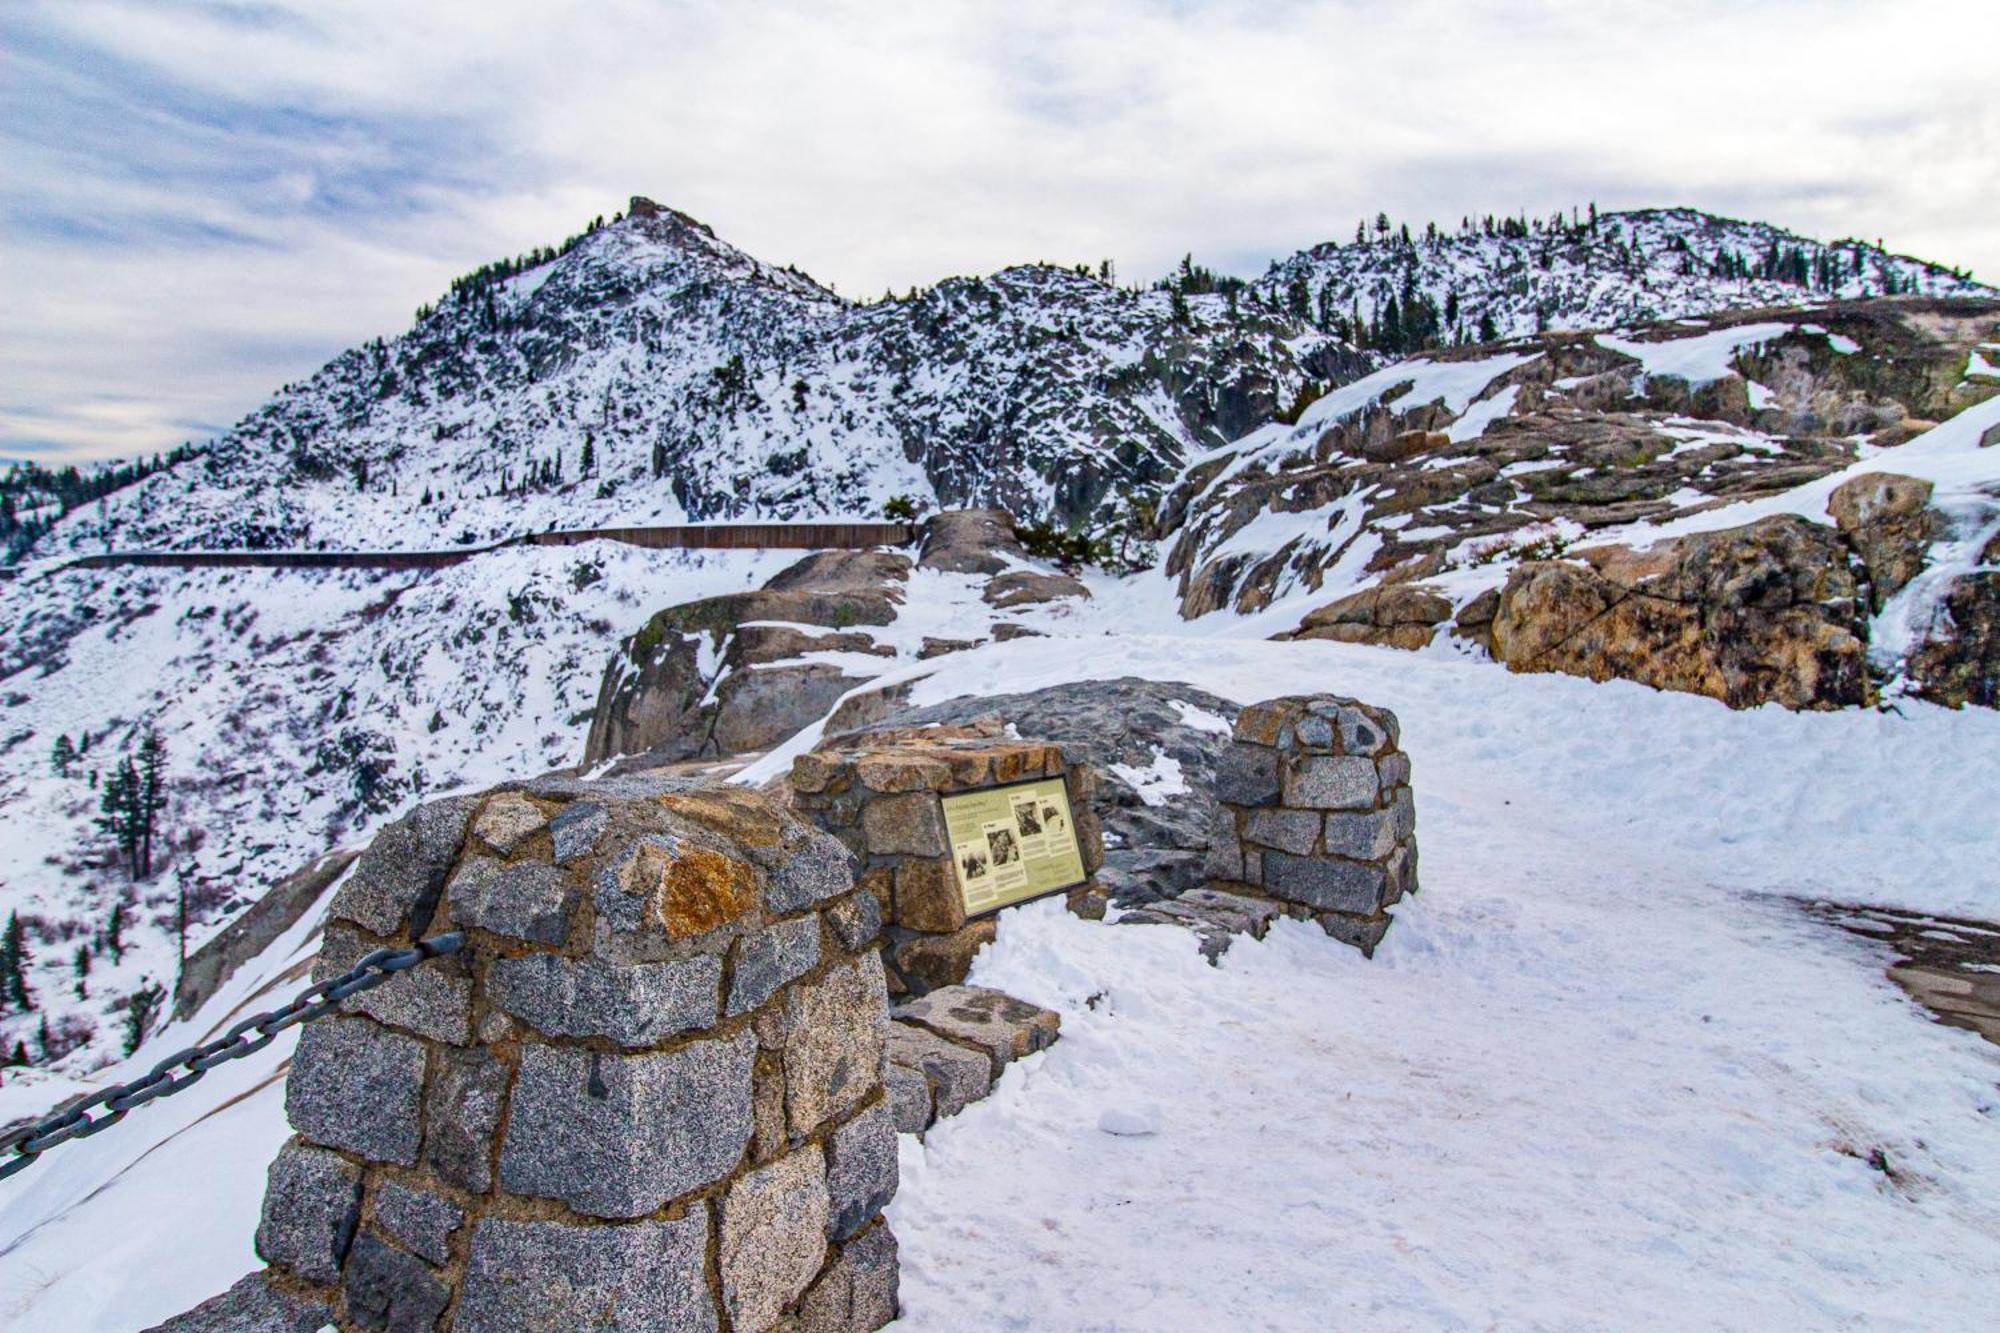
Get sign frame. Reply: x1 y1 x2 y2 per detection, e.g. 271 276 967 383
939 776 1087 918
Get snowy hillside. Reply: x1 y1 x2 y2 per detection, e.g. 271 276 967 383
1254 206 1992 348
21 200 1348 557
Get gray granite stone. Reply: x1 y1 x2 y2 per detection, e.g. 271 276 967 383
1293 714 1335 750
446 856 574 946
422 1046 510 1193
884 1062 933 1133
783 954 890 1135
285 1017 425 1166
824 1101 898 1241
457 1212 715 1333
1282 754 1379 810
727 916 822 1017
549 800 609 863
795 1225 899 1333
893 986 1060 1076
766 827 856 913
372 1180 463 1266
143 1272 330 1333
859 794 948 857
500 1033 755 1218
885 1024 990 1120
1242 807 1320 855
341 1232 449 1333
1213 745 1280 807
1320 804 1399 861
827 890 883 953
489 951 718 1047
1386 842 1419 901
317 925 472 1045
254 1142 361 1282
328 796 477 936
471 792 549 855
1262 850 1389 913
1378 750 1412 790
1317 911 1393 955
720 1146 830 1332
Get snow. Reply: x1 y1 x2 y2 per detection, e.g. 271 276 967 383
1965 347 1999 380
8 578 2000 1330
1596 321 1793 387
1443 384 1522 444
851 630 2000 1330
1192 351 1538 484
1104 749 1187 807
1167 699 1233 735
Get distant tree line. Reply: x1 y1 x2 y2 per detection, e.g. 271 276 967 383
1 444 202 563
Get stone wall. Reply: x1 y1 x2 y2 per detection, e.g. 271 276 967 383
158 774 899 1333
789 728 1103 996
1202 695 1417 954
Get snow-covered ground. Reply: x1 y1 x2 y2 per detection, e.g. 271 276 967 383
6 624 1998 1330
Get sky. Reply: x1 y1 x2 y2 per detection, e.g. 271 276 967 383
3 0 1996 465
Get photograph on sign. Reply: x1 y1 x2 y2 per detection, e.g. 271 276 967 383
941 777 1087 916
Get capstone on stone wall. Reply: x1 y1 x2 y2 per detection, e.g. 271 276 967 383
1202 695 1417 954
155 774 899 1333
789 726 1103 996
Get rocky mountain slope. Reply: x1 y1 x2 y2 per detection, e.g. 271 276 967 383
10 205 1986 565
1164 297 2000 707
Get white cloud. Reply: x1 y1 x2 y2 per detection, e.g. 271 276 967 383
3 0 1996 460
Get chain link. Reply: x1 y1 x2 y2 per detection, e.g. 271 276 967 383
0 933 464 1183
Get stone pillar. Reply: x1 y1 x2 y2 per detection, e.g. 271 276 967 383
789 731 1103 995
1204 695 1417 954
203 775 899 1333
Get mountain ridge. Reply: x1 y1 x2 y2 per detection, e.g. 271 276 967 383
8 201 1990 565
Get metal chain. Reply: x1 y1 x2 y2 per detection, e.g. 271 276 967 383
0 932 465 1183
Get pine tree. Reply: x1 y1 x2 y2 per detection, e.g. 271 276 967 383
51 734 76 777
1478 310 1499 343
73 944 90 1000
107 901 128 962
123 981 165 1056
0 911 33 1013
137 728 166 879
580 434 596 475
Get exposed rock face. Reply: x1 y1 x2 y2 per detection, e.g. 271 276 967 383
1164 299 2000 627
1909 530 2000 708
1490 515 1868 709
584 548 909 766
1828 472 1939 610
1293 584 1452 650
918 509 1025 575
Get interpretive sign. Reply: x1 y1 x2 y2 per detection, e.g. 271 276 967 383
941 777 1087 916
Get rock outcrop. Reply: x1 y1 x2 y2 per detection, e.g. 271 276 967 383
1489 515 1868 709
1291 584 1452 650
584 548 908 766
1828 472 1939 610
1908 530 2000 709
